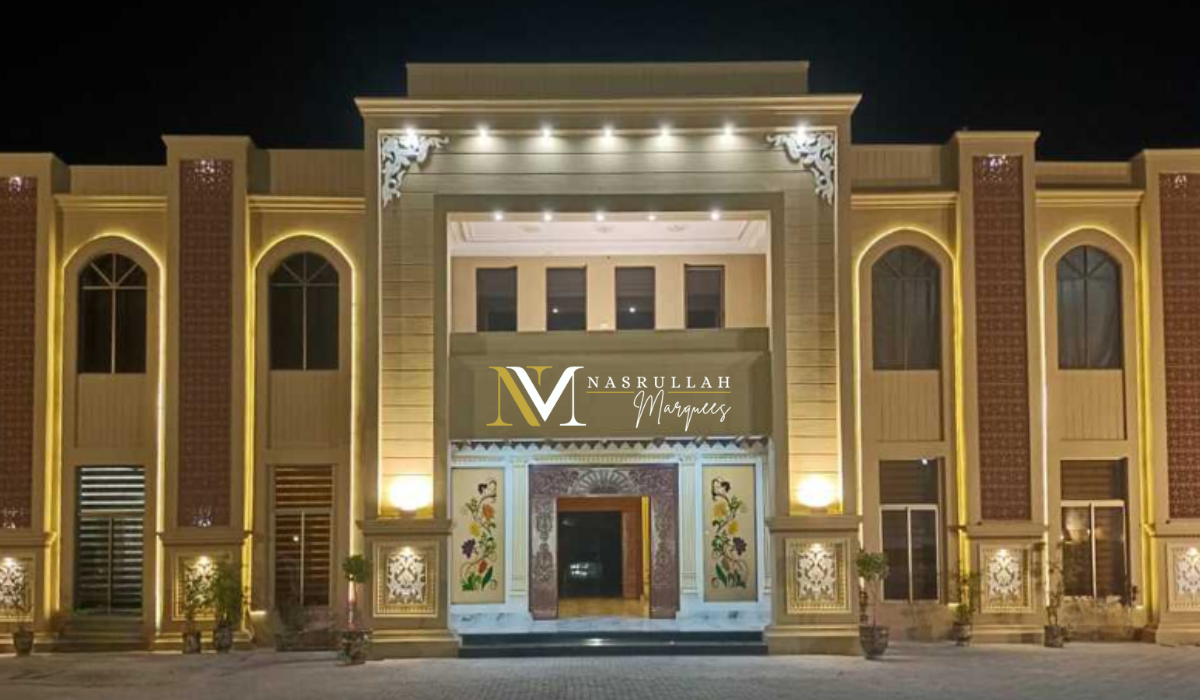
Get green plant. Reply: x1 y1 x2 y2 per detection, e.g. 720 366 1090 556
342 554 372 630
855 551 889 627
954 570 981 626
210 561 244 630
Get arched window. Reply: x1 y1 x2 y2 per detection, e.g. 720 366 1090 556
78 253 147 374
872 246 941 370
1057 246 1122 370
269 252 339 370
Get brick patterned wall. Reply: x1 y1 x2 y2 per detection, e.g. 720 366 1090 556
0 177 37 529
1161 173 1200 519
177 160 233 528
972 155 1032 521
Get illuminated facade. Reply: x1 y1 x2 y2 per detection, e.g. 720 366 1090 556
2 62 1200 655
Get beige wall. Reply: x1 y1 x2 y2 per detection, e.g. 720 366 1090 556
450 254 767 333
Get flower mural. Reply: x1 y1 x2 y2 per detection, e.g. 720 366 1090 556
710 477 749 589
459 479 499 592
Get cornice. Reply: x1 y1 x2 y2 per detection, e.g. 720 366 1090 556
356 95 863 118
55 195 166 213
247 195 365 214
1035 189 1144 208
851 190 958 210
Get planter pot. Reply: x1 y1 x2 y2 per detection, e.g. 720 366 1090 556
339 630 372 666
212 625 234 654
859 625 889 660
181 630 202 654
952 621 973 647
1044 624 1066 649
12 629 34 657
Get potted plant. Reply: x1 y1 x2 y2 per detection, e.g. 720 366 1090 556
339 554 372 665
952 570 980 646
1045 557 1066 648
6 582 34 657
180 566 209 654
855 550 890 659
210 560 243 654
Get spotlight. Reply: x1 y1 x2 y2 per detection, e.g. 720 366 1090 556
541 125 553 139
542 211 554 222
710 209 722 221
492 211 504 222
478 125 490 138
595 211 606 222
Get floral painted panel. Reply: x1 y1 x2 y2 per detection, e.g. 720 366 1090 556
451 468 505 604
703 465 757 602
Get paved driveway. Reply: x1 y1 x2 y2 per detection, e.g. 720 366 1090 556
3 642 1199 700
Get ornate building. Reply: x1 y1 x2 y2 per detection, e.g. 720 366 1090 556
1 62 1199 654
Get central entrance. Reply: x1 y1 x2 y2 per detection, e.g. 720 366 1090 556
529 464 679 619
557 496 647 617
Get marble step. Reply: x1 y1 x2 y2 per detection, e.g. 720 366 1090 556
459 630 767 657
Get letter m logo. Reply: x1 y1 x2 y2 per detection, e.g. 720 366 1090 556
487 366 585 427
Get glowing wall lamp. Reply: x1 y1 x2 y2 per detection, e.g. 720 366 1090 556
795 474 839 513
387 474 434 516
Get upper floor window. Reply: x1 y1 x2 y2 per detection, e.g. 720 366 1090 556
547 267 586 331
269 253 338 370
1057 246 1122 370
872 246 941 370
616 267 656 330
477 267 517 332
78 253 147 374
686 265 724 329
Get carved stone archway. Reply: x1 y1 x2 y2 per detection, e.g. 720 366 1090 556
529 464 679 619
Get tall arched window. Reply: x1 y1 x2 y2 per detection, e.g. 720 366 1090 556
1057 246 1122 370
872 246 941 370
269 252 339 370
78 253 147 374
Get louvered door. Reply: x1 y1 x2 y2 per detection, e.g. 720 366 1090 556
75 466 146 615
274 466 334 608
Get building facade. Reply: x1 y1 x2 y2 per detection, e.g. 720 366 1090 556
2 62 1200 654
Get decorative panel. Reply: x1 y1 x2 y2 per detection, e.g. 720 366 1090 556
980 544 1032 613
177 159 234 528
1160 173 1200 518
972 155 1032 521
451 468 505 604
785 539 849 614
702 465 757 602
0 177 37 529
172 552 225 622
374 540 438 617
0 556 34 622
1168 544 1200 612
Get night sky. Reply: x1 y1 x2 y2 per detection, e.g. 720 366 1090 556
4 1 1197 164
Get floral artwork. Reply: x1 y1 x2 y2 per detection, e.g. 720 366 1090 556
710 477 749 589
459 478 499 593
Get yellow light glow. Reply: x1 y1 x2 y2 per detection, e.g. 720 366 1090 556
388 475 434 513
602 126 614 140
197 555 212 566
541 126 553 139
796 475 838 510
723 123 735 138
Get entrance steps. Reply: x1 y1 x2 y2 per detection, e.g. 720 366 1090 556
53 615 147 652
459 630 767 657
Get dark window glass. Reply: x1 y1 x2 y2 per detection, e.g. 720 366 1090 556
269 253 339 370
1061 460 1129 600
547 267 586 331
616 267 655 330
1058 246 1122 370
77 254 147 374
872 246 941 370
477 268 517 332
881 460 941 602
686 265 724 329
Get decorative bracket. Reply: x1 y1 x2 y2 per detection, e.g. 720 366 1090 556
767 128 837 205
379 131 449 208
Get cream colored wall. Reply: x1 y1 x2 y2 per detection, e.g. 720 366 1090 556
450 254 767 332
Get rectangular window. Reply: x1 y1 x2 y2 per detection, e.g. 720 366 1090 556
880 460 941 602
274 466 334 608
476 267 518 332
685 265 724 329
547 267 587 331
616 267 655 330
1061 461 1129 600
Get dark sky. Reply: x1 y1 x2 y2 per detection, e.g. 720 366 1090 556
4 1 1197 164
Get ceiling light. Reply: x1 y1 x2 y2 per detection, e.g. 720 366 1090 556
710 209 722 221
595 211 606 222
647 213 658 222
543 211 554 222
492 211 504 222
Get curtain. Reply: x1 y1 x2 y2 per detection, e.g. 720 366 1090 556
1057 246 1122 369
872 247 941 370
